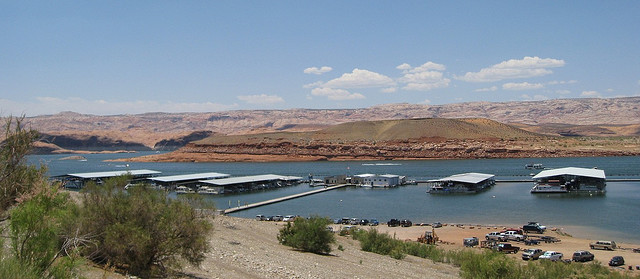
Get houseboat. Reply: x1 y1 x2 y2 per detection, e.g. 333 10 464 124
530 167 606 193
427 173 495 194
175 185 195 194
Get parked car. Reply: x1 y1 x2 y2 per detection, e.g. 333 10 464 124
400 219 413 227
333 218 341 224
350 218 360 225
608 256 625 267
539 251 563 261
572 250 595 262
522 222 546 234
283 215 296 222
255 214 266 221
359 219 369 226
590 240 617 250
432 222 442 228
486 232 507 241
341 217 351 224
463 237 479 247
387 219 400 227
369 219 379 226
522 248 544 260
494 243 520 254
265 216 274 221
501 230 526 241
273 215 283 222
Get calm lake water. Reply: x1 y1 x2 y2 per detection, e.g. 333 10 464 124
28 152 640 243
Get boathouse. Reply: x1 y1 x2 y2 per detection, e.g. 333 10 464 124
359 174 401 187
532 167 606 192
148 172 230 189
198 174 302 193
60 169 161 188
427 172 495 194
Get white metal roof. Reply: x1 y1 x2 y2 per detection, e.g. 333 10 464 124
429 173 495 184
149 172 230 183
67 169 161 179
200 174 302 186
532 167 606 179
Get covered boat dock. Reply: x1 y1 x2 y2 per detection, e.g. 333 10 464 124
427 172 495 194
148 172 230 190
199 174 303 193
60 169 161 188
532 167 606 192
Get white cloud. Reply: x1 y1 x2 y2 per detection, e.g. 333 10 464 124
606 88 614 92
547 80 577 85
396 63 411 71
302 81 323 89
237 94 284 105
323 69 395 89
311 87 365 100
381 87 397 93
556 90 571 95
396 62 450 91
457 56 565 82
419 99 431 105
474 86 498 92
0 97 237 116
502 82 544 91
410 62 446 73
303 66 333 75
581 90 602 98
521 94 549 101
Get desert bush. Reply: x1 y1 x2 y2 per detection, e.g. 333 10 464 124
78 176 212 277
9 185 79 276
0 116 44 213
277 216 335 255
352 228 398 256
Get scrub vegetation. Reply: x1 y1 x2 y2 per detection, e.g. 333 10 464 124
350 228 639 279
0 116 213 278
277 216 336 255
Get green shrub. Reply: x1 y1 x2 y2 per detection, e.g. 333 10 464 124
78 176 212 277
0 116 44 214
277 216 335 255
353 228 398 256
7 185 80 279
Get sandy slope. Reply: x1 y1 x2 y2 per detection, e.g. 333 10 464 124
180 216 461 279
178 216 640 279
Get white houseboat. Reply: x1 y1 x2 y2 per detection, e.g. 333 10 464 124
531 167 606 193
427 173 495 194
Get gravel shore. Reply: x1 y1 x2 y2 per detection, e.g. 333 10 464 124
180 215 461 279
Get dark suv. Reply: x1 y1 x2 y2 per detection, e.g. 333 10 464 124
572 250 595 262
387 219 400 227
522 222 546 234
609 256 625 266
400 219 413 227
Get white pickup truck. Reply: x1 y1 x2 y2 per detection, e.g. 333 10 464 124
501 230 525 241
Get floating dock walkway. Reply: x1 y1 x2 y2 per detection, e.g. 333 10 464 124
223 184 352 214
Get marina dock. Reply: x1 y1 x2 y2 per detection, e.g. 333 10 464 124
223 184 352 214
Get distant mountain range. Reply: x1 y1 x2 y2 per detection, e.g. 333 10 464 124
20 96 640 153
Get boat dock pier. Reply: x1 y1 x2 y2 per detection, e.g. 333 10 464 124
223 184 352 214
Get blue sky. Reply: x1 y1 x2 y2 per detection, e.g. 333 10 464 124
2 1 639 116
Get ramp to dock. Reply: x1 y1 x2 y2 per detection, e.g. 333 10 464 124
223 184 351 214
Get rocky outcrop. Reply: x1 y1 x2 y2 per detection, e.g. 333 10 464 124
153 131 215 151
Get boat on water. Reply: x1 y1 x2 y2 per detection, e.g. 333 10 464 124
530 167 606 194
197 186 221 195
525 163 544 169
427 173 495 194
175 185 195 194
